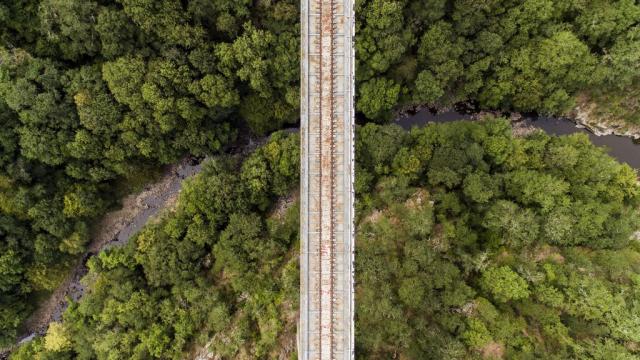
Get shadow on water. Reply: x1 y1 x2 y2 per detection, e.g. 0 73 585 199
395 108 640 169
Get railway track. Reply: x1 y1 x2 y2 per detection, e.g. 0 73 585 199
299 0 354 357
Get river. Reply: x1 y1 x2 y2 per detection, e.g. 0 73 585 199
396 109 640 169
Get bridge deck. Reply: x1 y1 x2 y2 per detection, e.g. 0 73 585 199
299 0 354 357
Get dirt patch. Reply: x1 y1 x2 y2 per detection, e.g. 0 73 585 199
531 245 565 264
270 189 299 221
404 189 430 209
626 341 640 352
456 301 478 317
480 341 505 359
362 189 432 225
428 223 450 253
362 209 383 224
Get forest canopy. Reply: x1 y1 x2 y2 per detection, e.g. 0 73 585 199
0 0 299 345
2 0 640 353
354 119 640 359
11 132 301 360
355 0 640 124
12 120 640 359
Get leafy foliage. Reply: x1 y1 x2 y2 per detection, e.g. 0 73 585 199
0 0 299 344
13 121 640 359
2 0 640 354
11 132 301 359
355 0 640 122
355 119 640 359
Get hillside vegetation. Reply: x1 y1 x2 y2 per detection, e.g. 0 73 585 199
2 0 640 351
11 132 301 360
354 119 640 359
0 0 299 344
355 0 640 124
13 120 640 359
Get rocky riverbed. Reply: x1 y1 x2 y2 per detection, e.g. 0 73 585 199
0 157 204 359
1 130 287 358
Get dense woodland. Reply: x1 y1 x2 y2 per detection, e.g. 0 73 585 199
355 120 639 359
12 120 640 359
2 0 640 356
0 0 299 345
355 0 640 124
11 132 301 359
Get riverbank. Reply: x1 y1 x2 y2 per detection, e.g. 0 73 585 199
395 100 640 139
394 105 640 169
570 94 640 140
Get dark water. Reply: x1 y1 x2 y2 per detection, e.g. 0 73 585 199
396 108 640 169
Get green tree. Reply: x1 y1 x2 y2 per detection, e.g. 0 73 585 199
356 77 401 120
480 266 530 303
356 0 414 80
44 322 71 352
38 0 100 61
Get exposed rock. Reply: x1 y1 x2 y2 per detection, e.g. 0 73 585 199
511 120 539 137
270 189 300 221
480 341 505 359
571 95 640 139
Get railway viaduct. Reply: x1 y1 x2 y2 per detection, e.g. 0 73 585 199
298 0 355 358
